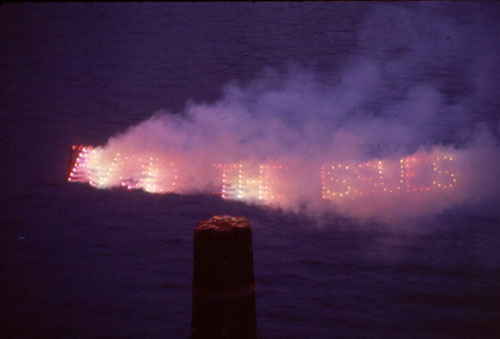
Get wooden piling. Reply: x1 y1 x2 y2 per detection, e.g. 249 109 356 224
191 215 257 339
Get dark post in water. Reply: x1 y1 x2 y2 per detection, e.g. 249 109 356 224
191 215 257 339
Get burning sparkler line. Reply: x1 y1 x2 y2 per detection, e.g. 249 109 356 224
67 145 458 205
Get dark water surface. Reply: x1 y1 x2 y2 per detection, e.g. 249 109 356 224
1 3 500 338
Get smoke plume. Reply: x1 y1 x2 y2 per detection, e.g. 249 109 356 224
83 4 500 224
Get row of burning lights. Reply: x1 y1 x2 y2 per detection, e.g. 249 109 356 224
213 163 287 201
68 146 177 194
320 155 456 199
68 146 457 201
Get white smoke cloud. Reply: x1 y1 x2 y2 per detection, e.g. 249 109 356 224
78 4 500 225
87 63 499 224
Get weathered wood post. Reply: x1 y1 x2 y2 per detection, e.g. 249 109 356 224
191 215 257 339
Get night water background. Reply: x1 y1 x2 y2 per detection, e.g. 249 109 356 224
1 3 500 338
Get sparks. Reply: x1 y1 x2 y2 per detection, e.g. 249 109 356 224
68 145 458 203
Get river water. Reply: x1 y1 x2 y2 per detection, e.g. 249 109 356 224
1 3 500 338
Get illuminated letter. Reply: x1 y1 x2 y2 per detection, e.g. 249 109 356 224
321 164 356 199
432 155 456 189
399 154 433 193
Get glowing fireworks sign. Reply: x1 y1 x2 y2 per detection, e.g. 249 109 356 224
212 163 287 202
67 145 177 193
321 154 457 200
68 145 457 202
